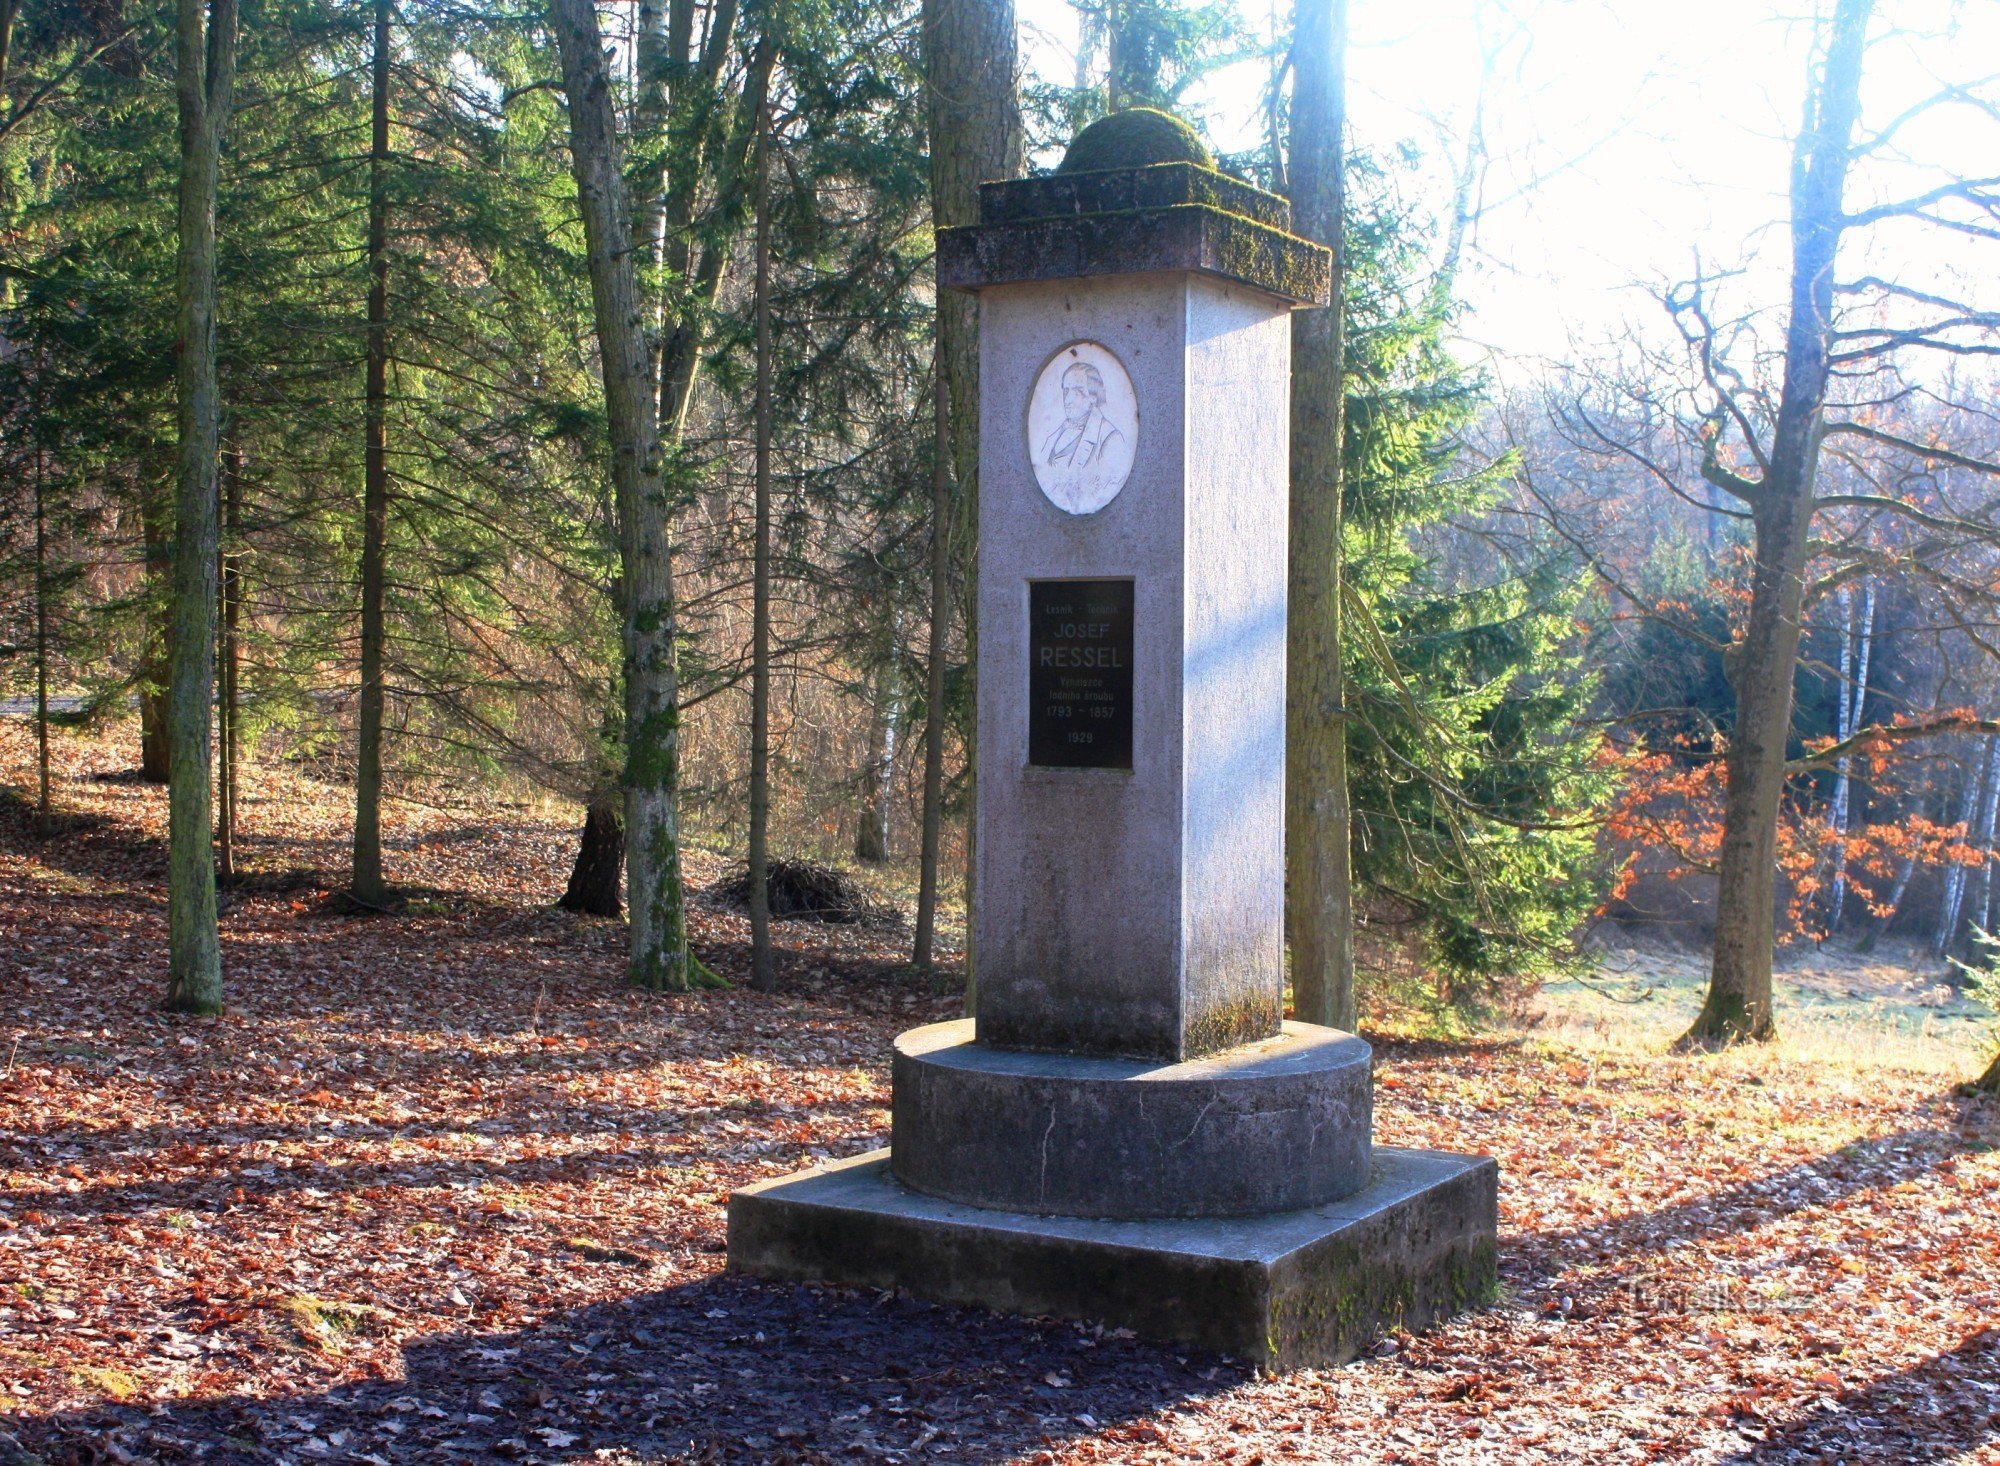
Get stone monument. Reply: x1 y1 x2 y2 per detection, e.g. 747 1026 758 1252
728 111 1498 1370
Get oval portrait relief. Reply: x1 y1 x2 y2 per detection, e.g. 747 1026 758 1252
1026 341 1138 515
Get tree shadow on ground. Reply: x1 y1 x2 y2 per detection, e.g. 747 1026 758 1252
4 780 948 1006
1361 1033 1526 1064
1529 1122 1973 1270
1717 1327 2000 1463
3 1273 1240 1464
0 791 167 880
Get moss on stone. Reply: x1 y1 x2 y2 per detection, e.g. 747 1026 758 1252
1206 211 1330 302
1182 989 1284 1058
1059 108 1213 174
1263 1231 1500 1370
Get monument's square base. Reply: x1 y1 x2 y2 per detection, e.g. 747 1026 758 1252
727 1146 1498 1371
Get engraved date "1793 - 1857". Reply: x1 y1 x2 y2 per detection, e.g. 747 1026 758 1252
1028 579 1134 769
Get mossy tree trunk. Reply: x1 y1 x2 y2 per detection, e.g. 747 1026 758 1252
163 0 237 1016
1285 0 1355 1031
550 0 717 991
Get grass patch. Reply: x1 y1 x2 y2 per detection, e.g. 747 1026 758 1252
70 1366 142 1399
1526 941 1994 1080
564 1236 651 1268
278 1295 391 1353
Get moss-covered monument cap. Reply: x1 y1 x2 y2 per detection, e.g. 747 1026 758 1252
937 109 1330 307
1058 107 1214 173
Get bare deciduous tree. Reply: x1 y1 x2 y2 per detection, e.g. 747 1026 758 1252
1527 0 2000 1043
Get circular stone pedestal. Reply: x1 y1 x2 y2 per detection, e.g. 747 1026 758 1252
890 1020 1371 1220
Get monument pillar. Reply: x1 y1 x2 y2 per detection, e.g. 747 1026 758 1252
729 111 1498 1369
973 264 1290 1063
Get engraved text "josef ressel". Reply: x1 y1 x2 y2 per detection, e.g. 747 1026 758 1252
1039 620 1124 668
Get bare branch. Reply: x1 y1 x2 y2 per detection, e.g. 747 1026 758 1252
1844 175 2000 228
1822 419 2000 475
1851 78 2000 159
1562 399 1755 518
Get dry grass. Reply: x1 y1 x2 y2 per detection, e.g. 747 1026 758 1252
1532 929 1995 1081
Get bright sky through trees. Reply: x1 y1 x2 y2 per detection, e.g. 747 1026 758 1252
1016 0 2000 372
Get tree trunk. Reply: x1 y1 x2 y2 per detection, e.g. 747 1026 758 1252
550 0 716 991
1075 0 1104 98
352 0 393 907
1264 39 1286 194
217 441 242 882
1695 509 1813 1044
747 92 776 994
163 0 237 1016
915 0 1021 994
656 8 773 441
139 691 172 781
1858 784 1924 953
1938 741 1986 957
559 791 625 916
915 362 951 974
1285 0 1355 1031
1825 577 1873 936
855 615 900 864
1976 1047 2000 1095
33 446 50 836
139 475 173 784
1686 0 1871 1047
0 0 16 130
1106 4 1140 111
1972 736 2000 944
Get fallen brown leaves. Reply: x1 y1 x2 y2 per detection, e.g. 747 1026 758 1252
2 722 1998 1464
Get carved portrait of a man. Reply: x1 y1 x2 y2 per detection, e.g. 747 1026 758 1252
1027 343 1138 515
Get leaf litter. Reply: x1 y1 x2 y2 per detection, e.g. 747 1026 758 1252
2 721 1998 1463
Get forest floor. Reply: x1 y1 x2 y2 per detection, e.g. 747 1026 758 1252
2 721 1998 1465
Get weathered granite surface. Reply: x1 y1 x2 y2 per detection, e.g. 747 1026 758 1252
724 114 1498 1372
891 1019 1371 1219
938 201 1330 307
972 272 1291 1061
728 1147 1499 1370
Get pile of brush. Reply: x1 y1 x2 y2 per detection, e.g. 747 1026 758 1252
712 858 904 928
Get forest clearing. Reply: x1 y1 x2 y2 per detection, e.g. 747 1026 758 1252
9 0 2000 1457
3 724 1997 1463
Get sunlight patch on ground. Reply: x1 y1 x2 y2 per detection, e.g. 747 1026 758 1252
1526 933 1995 1079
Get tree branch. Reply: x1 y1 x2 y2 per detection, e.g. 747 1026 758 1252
1791 715 2000 771
1822 419 2000 475
1844 175 2000 228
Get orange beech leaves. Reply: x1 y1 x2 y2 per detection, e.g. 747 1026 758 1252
1604 726 1991 944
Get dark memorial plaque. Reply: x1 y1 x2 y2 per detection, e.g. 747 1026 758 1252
1028 579 1134 769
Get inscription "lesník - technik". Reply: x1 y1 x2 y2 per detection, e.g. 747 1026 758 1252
1028 579 1134 769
